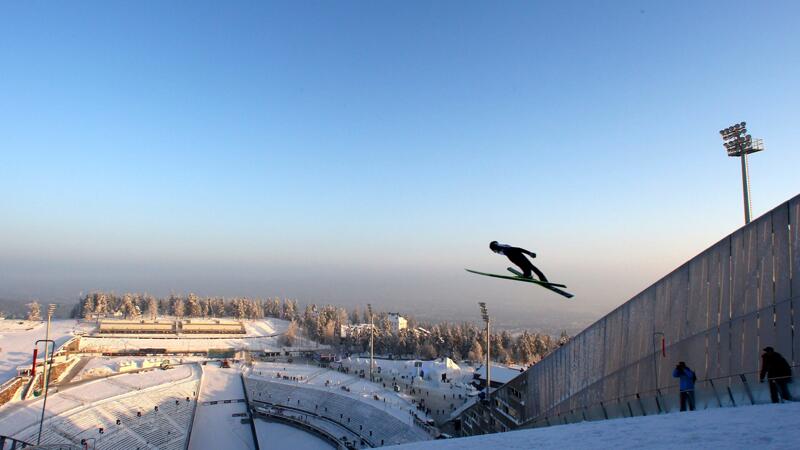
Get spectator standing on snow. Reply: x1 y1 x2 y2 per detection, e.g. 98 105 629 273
672 361 696 411
760 347 793 403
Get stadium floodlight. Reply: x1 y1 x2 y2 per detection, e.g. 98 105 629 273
478 302 491 407
35 339 55 445
719 121 764 224
37 304 58 445
367 303 374 382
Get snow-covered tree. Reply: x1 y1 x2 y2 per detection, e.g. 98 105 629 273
94 293 108 316
159 298 170 316
119 294 140 319
187 293 202 318
558 330 570 346
211 298 225 317
81 295 95 320
282 299 297 321
172 296 185 318
204 298 213 318
265 298 281 317
232 298 247 320
200 298 209 318
303 304 316 334
468 339 484 362
280 321 298 347
27 301 41 321
146 296 159 320
420 343 438 359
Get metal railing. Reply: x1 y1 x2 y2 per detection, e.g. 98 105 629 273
0 435 33 449
251 400 373 447
519 366 797 429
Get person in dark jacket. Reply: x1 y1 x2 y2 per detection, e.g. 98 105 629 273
489 241 548 281
672 361 696 411
760 347 793 403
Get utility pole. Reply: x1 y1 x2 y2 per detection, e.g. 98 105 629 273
719 122 764 224
367 303 374 382
37 303 57 445
479 302 490 406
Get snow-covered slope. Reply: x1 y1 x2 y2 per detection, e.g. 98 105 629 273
394 402 800 449
189 363 255 450
0 319 83 383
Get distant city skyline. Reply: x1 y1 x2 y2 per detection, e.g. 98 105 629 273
1 2 799 328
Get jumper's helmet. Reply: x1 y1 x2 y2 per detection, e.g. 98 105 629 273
489 241 500 251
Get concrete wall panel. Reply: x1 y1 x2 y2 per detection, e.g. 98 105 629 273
687 252 709 336
791 195 800 299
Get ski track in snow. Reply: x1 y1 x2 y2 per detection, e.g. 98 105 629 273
188 364 255 450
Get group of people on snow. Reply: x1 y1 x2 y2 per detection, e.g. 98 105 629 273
673 346 793 412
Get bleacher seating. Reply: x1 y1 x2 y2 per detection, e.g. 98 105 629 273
245 377 431 446
12 375 200 450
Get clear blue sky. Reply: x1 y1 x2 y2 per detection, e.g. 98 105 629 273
1 1 798 327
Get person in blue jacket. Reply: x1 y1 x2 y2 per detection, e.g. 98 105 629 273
672 361 697 411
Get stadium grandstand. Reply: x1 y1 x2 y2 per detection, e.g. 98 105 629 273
99 320 175 334
97 319 246 335
180 319 245 335
244 362 436 447
0 364 200 449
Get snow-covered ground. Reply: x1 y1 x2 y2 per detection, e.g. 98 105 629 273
249 362 432 424
472 363 525 384
0 320 40 332
340 357 474 384
339 357 477 423
254 419 334 450
394 402 800 450
0 319 86 384
244 318 290 337
71 355 206 381
188 363 255 450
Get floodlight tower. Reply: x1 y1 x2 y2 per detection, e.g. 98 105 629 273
479 302 491 405
37 303 57 445
367 303 374 382
719 121 765 224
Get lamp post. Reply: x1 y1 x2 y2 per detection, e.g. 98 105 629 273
367 304 374 382
36 302 57 445
719 121 765 224
479 302 490 406
34 339 54 445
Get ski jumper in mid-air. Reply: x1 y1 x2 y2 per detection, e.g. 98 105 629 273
489 241 548 282
465 241 572 298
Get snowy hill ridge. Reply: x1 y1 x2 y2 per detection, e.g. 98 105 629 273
394 402 800 449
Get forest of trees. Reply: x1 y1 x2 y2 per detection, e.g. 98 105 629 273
74 292 298 322
74 292 566 366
